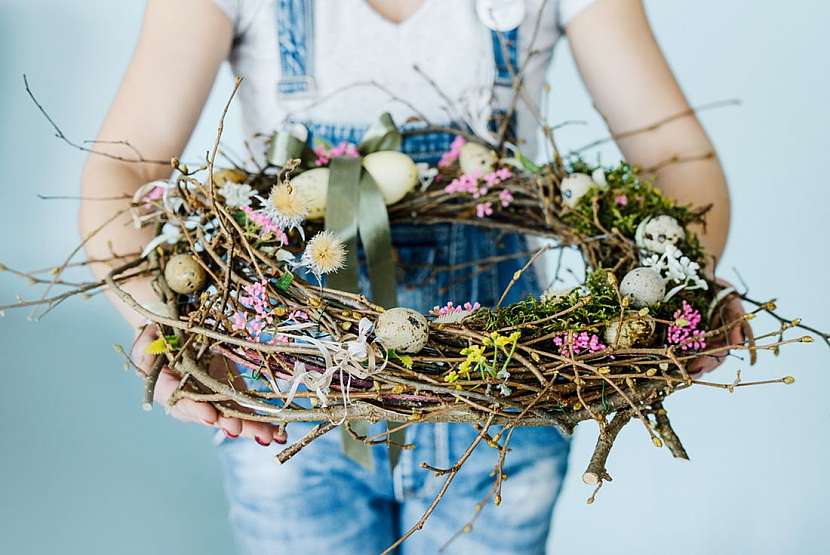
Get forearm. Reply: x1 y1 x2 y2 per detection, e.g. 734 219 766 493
617 120 731 262
79 158 167 329
567 0 731 263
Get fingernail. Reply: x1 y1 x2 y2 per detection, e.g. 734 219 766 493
223 430 239 439
255 436 271 447
274 429 288 444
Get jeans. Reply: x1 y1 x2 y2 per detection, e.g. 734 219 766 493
216 126 571 553
217 419 569 554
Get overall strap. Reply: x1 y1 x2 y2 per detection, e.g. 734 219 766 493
491 27 519 88
276 0 316 96
489 26 520 137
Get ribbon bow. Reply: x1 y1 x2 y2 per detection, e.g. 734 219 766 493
268 115 405 470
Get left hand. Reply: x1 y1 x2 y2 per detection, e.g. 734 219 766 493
687 287 753 375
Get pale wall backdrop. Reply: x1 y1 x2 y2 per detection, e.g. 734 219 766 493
1 1 828 554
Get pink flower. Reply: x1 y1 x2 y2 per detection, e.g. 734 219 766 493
239 280 273 323
495 167 512 181
438 136 467 168
499 188 514 207
242 206 286 241
431 301 481 317
668 300 706 351
247 317 266 337
313 145 331 167
270 334 290 345
476 202 493 218
329 142 359 158
444 173 480 195
615 194 628 207
554 331 606 355
230 311 247 331
483 172 501 188
142 184 165 207
288 310 308 322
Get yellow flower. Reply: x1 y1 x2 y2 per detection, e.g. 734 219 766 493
302 231 347 276
460 344 486 363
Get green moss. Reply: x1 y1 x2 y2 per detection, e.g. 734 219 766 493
562 160 704 245
470 270 623 337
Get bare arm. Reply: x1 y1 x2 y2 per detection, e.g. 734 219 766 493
80 0 282 443
566 0 731 261
80 0 231 327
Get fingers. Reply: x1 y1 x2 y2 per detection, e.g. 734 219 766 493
237 420 283 445
130 325 158 375
153 368 284 444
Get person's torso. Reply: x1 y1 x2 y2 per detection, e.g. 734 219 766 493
215 0 592 158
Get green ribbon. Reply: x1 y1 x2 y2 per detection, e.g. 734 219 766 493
324 114 405 471
269 115 407 470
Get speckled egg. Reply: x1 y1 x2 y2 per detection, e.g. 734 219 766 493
560 173 597 208
459 142 497 176
635 215 686 254
362 151 419 205
164 254 207 295
619 267 665 308
212 168 247 186
290 167 330 220
374 307 429 353
604 311 656 349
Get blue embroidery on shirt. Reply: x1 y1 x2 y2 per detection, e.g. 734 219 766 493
276 0 315 95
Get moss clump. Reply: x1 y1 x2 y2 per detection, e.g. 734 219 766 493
471 270 622 338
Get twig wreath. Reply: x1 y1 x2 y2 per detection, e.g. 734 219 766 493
7 48 829 552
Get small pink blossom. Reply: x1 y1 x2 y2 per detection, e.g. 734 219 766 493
431 301 481 317
438 136 467 168
247 318 266 337
499 188 514 207
313 142 360 166
476 202 493 218
445 173 480 195
239 280 273 323
230 311 247 331
242 205 285 240
668 301 707 351
288 310 308 322
142 185 164 207
270 334 290 345
615 194 628 207
553 331 606 355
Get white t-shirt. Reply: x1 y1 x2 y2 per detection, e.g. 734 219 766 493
213 0 595 158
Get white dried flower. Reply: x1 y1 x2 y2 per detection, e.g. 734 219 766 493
218 182 254 208
264 183 308 229
301 231 347 276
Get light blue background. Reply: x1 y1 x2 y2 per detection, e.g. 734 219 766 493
1 1 828 554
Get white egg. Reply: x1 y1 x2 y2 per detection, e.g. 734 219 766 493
591 168 609 190
619 267 666 308
290 167 330 220
604 311 656 349
363 151 419 205
459 142 497 176
374 307 429 353
560 173 598 208
635 215 686 254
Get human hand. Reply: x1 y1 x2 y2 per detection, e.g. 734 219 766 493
131 325 287 446
687 284 753 375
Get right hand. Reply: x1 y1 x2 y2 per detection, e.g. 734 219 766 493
131 325 286 446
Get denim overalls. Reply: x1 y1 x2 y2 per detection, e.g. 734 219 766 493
217 2 570 553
